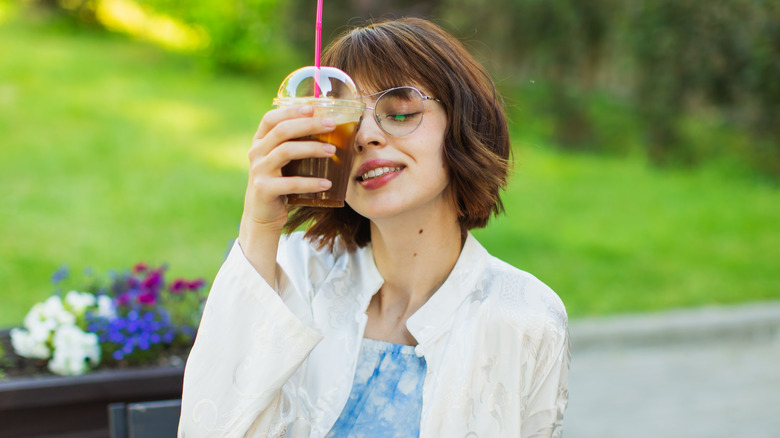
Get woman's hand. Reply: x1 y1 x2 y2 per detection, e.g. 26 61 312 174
238 105 337 284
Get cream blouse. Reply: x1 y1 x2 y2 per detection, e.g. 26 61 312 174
179 232 570 438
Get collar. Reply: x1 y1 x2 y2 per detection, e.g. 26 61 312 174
405 232 488 346
352 233 488 345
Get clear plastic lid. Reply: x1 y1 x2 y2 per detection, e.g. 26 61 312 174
274 66 364 110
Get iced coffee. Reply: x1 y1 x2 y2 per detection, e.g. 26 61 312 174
273 66 364 207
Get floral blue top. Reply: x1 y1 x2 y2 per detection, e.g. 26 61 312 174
325 338 427 438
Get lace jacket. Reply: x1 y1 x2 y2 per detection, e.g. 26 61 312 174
179 232 570 437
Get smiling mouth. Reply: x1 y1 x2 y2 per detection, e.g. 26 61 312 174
358 166 404 182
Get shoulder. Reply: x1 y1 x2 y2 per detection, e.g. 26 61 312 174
477 255 568 339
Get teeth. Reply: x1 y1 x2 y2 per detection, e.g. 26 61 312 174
361 166 401 181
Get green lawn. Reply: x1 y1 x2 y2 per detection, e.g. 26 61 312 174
1 18 778 327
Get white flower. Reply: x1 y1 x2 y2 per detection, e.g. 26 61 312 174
14 299 63 359
96 294 116 319
38 296 76 326
23 302 53 331
10 328 51 359
64 290 97 315
47 324 101 376
23 304 57 336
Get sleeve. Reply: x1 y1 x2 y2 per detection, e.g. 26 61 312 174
178 239 324 438
520 315 571 438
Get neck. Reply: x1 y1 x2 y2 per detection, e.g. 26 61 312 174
369 206 463 309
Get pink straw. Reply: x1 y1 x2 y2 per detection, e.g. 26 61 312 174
314 0 323 98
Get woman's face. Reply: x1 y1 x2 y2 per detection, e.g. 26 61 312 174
345 83 454 223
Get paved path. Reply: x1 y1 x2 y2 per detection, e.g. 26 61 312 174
563 302 780 438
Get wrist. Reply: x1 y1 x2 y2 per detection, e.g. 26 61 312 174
238 215 286 286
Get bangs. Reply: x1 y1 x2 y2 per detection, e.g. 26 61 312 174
322 24 431 96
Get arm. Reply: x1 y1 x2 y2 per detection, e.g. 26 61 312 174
521 320 571 438
179 106 339 437
178 241 323 437
238 104 338 286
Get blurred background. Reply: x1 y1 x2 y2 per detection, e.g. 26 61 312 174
1 1 778 328
1 0 778 435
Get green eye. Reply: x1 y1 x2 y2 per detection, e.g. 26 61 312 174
386 113 419 123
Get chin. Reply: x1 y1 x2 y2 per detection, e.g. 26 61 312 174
347 192 408 219
350 202 403 221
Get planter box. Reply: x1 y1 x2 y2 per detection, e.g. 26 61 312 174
0 332 184 438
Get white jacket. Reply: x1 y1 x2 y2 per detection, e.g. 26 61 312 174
179 232 570 438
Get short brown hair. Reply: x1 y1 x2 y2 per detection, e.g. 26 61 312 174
284 17 511 251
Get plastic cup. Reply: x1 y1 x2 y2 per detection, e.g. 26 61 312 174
273 66 364 208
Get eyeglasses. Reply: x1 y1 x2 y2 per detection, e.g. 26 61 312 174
364 86 441 137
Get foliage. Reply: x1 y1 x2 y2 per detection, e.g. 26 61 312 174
133 0 293 71
0 342 6 378
439 0 780 176
9 263 206 375
625 0 780 173
23 0 296 71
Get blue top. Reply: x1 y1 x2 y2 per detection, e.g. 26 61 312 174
325 338 427 438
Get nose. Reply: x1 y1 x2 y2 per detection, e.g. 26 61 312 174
354 110 386 153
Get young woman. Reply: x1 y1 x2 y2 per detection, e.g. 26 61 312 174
179 17 569 438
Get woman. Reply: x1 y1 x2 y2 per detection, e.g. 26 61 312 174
179 17 569 438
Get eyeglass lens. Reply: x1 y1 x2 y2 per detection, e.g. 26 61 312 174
373 87 426 137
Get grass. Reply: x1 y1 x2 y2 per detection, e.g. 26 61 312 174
0 19 268 326
1 16 778 327
473 147 779 316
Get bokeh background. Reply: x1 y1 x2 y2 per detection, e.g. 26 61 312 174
1 0 778 328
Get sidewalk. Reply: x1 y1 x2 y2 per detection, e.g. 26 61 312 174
564 301 780 438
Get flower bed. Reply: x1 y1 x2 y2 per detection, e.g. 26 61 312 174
5 262 205 376
0 329 185 438
0 262 205 437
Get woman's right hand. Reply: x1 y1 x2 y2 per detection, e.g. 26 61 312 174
238 105 337 283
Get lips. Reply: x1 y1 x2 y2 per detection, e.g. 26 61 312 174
359 166 403 181
354 159 405 189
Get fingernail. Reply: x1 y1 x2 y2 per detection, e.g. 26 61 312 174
323 144 337 154
320 179 332 189
298 105 313 115
322 118 336 127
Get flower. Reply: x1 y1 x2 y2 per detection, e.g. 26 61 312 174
33 296 76 326
11 262 207 376
65 290 97 315
96 294 116 319
88 308 177 362
50 264 69 286
10 327 50 359
170 279 188 293
47 324 101 376
11 295 75 361
11 294 93 368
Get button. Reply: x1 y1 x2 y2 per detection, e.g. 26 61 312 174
414 345 424 357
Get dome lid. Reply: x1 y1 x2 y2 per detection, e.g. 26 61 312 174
275 66 361 102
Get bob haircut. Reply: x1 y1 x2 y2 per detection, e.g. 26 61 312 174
284 17 511 251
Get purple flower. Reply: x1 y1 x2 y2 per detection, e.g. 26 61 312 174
170 279 188 294
50 264 69 285
61 261 207 367
116 292 132 307
142 270 163 290
137 291 157 305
